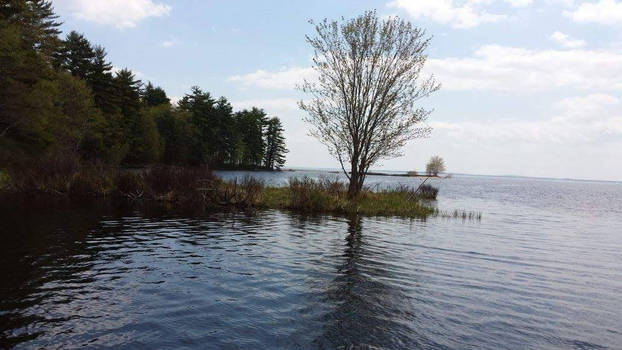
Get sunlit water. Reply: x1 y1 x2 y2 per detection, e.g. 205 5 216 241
1 171 621 349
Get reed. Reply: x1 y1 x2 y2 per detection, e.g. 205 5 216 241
259 176 437 218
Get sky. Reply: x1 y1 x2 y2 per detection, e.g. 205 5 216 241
49 0 622 181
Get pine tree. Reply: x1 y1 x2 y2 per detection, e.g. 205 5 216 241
234 108 267 168
264 117 288 170
54 31 96 80
142 82 170 106
112 69 144 164
1 0 289 170
89 46 116 113
178 87 216 164
2 0 61 56
0 0 60 153
113 68 142 117
212 97 233 165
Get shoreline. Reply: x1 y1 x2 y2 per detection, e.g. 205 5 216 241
0 165 477 219
288 169 444 178
210 166 441 178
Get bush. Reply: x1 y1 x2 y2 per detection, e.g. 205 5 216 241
6 153 80 193
317 175 347 195
144 164 213 196
69 164 115 196
115 172 145 199
417 184 438 200
209 176 265 208
0 171 11 190
288 177 345 212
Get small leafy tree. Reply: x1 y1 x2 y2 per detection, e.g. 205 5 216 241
426 156 445 176
299 11 440 197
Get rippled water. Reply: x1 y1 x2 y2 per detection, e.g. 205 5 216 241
2 172 622 349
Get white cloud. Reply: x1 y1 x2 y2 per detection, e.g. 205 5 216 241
57 0 171 28
227 67 315 90
387 0 507 28
549 31 586 48
550 0 575 7
553 93 620 121
402 93 622 179
160 40 177 48
432 94 622 145
228 45 622 93
504 0 534 6
232 98 299 113
170 96 182 107
564 0 622 25
229 45 622 94
426 45 622 91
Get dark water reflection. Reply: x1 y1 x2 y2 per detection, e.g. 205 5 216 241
2 174 622 349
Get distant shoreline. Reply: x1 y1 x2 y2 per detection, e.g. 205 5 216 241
215 167 445 178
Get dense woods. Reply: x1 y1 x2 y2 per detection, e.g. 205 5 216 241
0 0 288 171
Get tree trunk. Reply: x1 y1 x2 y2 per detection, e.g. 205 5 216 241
348 163 363 198
348 164 359 198
348 176 359 198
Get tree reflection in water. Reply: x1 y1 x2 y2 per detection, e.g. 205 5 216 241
315 216 443 350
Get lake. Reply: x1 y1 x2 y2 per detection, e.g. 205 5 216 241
1 170 621 349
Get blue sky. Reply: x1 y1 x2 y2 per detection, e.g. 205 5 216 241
51 0 622 181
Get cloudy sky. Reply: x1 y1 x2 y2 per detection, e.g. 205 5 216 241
51 0 622 181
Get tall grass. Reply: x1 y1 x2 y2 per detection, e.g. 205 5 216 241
260 176 438 218
200 176 265 209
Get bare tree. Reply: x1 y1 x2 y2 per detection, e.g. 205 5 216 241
299 10 440 197
426 156 445 176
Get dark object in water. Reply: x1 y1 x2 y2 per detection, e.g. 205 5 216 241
417 184 438 200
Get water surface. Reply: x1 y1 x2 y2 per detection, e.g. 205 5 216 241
1 172 621 349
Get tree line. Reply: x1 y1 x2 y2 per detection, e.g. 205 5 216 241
0 0 288 170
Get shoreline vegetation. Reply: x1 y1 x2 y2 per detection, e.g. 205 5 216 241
0 4 479 220
2 2 289 187
0 164 479 220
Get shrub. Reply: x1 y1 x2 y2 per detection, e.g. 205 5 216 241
317 175 347 195
0 171 11 190
417 184 438 200
239 176 264 205
288 177 344 212
69 164 115 196
144 164 213 196
6 153 80 193
199 176 265 209
115 172 145 199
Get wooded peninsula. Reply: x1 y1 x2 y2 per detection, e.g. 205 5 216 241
1 1 287 171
